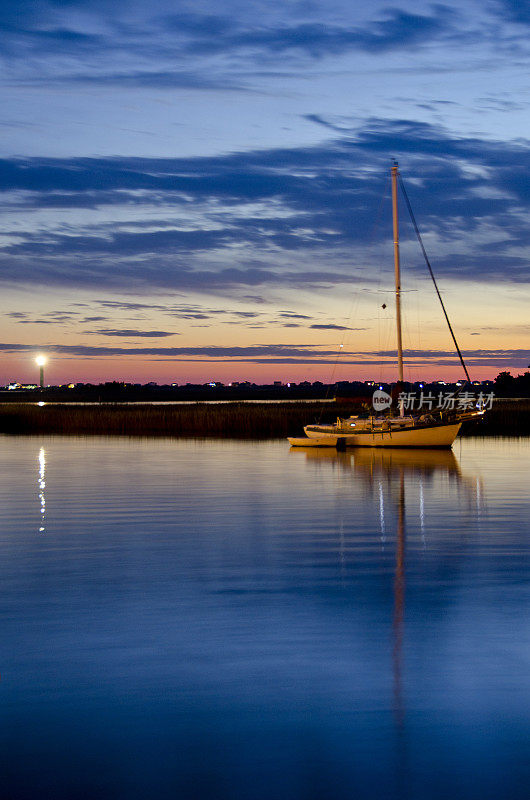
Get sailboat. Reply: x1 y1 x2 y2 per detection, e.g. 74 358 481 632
288 162 484 449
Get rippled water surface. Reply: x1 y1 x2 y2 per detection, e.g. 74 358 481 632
0 436 528 799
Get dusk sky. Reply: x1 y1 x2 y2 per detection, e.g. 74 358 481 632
1 0 529 385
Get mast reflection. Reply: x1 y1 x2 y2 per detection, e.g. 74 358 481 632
393 470 405 728
37 447 46 534
291 446 483 731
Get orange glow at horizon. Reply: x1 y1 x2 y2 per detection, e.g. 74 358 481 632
0 351 521 387
0 278 527 387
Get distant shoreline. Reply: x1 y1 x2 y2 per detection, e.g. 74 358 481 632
0 400 528 438
0 379 523 406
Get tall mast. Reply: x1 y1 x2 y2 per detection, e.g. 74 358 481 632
391 162 404 392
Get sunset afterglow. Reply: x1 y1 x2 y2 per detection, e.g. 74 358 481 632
0 0 528 385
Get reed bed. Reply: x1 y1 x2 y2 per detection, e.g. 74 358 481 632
0 400 528 438
0 402 335 439
464 399 530 436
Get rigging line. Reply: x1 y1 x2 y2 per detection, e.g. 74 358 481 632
397 172 472 385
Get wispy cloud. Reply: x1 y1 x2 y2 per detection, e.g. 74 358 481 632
0 117 529 297
494 0 530 25
84 329 179 338
310 324 366 331
6 301 319 330
160 7 458 58
0 3 461 84
1 341 528 368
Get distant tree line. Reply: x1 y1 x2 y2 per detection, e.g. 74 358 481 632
494 371 530 397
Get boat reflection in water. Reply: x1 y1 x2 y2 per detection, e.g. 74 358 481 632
290 446 483 734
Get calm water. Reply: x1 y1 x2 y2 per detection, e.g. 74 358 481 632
0 436 528 799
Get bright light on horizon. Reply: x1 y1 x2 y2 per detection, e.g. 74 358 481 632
35 355 47 367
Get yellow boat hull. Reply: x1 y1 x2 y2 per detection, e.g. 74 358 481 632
302 421 462 448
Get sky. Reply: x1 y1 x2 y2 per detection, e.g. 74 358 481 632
0 0 529 385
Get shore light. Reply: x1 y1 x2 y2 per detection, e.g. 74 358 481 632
35 355 47 389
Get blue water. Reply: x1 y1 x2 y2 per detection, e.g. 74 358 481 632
0 436 528 799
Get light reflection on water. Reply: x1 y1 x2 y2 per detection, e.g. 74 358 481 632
0 435 528 799
37 446 46 533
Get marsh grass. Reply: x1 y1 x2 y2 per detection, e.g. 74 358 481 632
0 400 528 438
0 402 337 439
463 399 530 436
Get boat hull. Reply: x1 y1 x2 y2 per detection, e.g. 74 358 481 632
303 421 462 448
288 436 339 448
